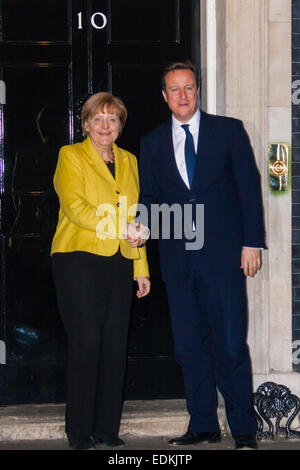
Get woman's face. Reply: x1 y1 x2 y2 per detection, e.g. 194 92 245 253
84 106 122 149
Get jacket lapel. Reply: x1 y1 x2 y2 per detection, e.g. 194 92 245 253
191 111 216 191
112 142 124 188
161 120 191 193
81 137 118 187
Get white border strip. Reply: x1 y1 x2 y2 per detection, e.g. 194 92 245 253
0 340 6 364
206 0 217 114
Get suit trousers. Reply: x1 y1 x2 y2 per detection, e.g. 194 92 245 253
52 250 133 442
165 268 257 438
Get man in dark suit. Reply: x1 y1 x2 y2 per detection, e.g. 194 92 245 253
138 61 265 450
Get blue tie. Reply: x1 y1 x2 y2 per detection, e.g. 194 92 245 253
181 124 196 187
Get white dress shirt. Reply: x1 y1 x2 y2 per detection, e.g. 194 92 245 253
172 109 200 189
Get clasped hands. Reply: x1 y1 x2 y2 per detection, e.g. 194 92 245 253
125 222 149 248
125 222 150 298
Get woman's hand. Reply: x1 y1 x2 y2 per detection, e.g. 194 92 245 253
125 222 149 248
136 277 151 298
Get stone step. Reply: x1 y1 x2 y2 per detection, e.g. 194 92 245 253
0 400 228 441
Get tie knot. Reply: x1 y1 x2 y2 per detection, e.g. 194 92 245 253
181 124 190 134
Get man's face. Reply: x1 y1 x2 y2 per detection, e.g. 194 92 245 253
162 69 199 123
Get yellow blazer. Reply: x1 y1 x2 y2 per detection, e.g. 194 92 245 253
51 137 149 279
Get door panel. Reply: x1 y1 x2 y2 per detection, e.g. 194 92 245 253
110 64 170 153
2 0 70 42
107 0 180 44
0 0 199 404
5 237 66 362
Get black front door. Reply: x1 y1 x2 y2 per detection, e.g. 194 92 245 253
0 0 200 404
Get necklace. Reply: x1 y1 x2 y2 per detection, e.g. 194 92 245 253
104 150 115 164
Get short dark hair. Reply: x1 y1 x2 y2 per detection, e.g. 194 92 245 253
161 60 200 91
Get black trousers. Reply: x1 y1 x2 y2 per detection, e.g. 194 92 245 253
52 250 133 441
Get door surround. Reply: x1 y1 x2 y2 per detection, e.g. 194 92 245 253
200 0 298 392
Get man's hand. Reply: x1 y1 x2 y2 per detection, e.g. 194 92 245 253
241 247 261 277
136 277 151 298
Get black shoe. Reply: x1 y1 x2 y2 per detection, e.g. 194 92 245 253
93 434 125 447
235 435 257 450
68 436 95 450
169 431 221 446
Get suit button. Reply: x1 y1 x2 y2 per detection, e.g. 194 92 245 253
116 202 121 207
116 190 120 194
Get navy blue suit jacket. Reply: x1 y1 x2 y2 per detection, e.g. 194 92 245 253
139 111 266 282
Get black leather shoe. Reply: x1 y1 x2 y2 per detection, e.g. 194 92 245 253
93 434 125 447
169 431 221 446
68 436 95 450
235 435 257 450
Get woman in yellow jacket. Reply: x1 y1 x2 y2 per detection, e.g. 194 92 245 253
51 92 150 450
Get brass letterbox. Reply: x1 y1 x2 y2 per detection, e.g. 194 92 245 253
268 143 289 192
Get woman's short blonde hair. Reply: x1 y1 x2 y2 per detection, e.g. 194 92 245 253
81 92 128 137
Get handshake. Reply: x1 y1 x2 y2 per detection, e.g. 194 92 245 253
124 222 150 248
